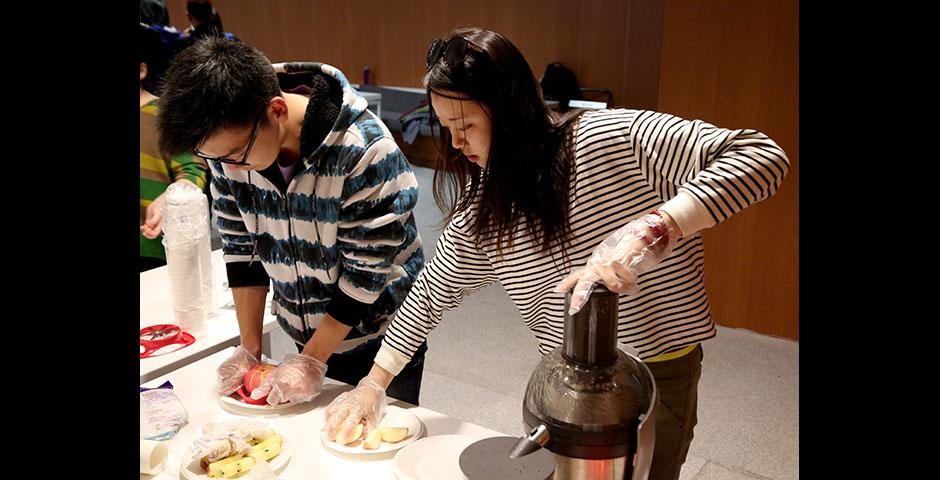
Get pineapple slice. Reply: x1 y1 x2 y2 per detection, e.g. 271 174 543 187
250 428 277 445
209 456 256 478
206 454 245 477
249 433 283 462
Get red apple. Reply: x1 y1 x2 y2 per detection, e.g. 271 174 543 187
243 364 276 395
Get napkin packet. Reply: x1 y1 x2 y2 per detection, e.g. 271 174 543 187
140 381 189 440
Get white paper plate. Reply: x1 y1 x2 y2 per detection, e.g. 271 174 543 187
321 405 425 456
218 392 296 414
179 438 294 479
393 434 476 480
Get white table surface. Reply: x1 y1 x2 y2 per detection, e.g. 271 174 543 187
140 249 280 384
140 347 506 479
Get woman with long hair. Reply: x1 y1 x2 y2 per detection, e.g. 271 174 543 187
323 27 789 480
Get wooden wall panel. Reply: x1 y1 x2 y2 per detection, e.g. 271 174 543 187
160 0 798 340
164 0 661 109
657 0 799 340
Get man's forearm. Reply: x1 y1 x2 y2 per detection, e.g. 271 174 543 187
301 313 353 363
232 285 269 359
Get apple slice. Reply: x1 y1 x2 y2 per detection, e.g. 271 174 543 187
362 429 382 450
335 422 364 445
379 427 409 443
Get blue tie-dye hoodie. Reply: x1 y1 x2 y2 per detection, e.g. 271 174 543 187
209 62 424 349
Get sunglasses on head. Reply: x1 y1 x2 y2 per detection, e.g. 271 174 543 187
425 36 485 72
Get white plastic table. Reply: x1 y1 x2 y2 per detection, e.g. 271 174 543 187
140 347 505 479
140 249 280 384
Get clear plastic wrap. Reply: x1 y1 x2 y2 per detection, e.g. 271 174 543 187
140 381 189 441
161 181 214 333
193 419 275 462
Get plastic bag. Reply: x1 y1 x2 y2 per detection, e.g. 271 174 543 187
193 419 274 462
140 381 189 441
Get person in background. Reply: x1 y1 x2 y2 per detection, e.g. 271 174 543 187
322 27 789 480
183 0 224 42
139 24 208 272
156 37 426 408
176 0 238 54
140 0 170 27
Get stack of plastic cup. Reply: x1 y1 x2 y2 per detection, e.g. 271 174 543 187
161 182 213 334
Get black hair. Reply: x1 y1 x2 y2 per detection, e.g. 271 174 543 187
157 36 280 156
187 0 224 32
138 23 170 95
140 0 170 27
425 28 583 259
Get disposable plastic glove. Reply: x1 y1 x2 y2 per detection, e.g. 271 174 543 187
322 377 388 443
217 345 263 396
249 353 327 405
557 211 678 314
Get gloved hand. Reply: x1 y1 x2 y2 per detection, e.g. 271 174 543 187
322 377 388 443
249 353 327 405
556 211 679 314
217 345 263 396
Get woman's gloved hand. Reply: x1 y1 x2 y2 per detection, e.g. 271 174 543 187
322 377 388 443
557 211 679 314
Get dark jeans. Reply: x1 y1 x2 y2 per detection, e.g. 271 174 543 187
646 344 704 480
297 335 427 406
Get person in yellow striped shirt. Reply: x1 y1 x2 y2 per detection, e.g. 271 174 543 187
139 24 208 271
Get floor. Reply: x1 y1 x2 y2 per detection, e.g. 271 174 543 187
263 165 799 479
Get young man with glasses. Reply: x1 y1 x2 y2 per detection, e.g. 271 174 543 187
157 37 426 407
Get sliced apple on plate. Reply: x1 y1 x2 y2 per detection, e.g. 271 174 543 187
379 427 409 443
335 422 365 445
363 429 383 450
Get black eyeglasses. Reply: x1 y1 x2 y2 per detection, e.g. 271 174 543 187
193 111 263 166
425 37 485 72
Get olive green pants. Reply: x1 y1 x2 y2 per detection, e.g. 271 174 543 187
646 344 703 480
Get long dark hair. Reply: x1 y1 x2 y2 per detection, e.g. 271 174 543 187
425 28 583 258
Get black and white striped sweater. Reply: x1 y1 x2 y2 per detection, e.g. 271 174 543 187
376 109 790 374
211 63 424 350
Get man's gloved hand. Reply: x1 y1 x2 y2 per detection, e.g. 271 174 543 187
217 345 263 396
557 211 679 314
322 377 388 443
249 353 328 406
